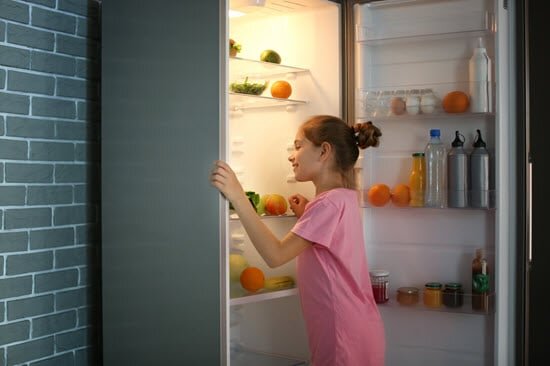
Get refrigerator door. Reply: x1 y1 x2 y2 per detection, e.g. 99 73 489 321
101 1 226 364
353 0 516 365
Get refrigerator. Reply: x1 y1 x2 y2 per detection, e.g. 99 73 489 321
100 0 524 365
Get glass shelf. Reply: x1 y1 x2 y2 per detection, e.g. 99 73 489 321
229 92 307 111
230 212 297 220
356 111 495 122
231 346 308 366
230 287 299 306
230 56 309 78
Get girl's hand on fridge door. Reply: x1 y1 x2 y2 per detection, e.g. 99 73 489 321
210 160 248 209
288 194 308 218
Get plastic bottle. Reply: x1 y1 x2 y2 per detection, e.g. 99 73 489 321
424 129 446 208
447 131 468 208
469 37 492 113
470 129 490 208
472 248 489 312
408 152 425 207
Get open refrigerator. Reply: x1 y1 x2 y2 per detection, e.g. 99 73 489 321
224 0 517 365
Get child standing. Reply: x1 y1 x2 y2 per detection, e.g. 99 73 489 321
211 115 385 366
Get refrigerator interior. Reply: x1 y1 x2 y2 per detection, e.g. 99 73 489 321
226 0 504 365
226 0 341 364
355 0 498 365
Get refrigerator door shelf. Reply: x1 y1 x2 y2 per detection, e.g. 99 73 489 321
230 287 299 306
230 212 297 220
356 11 494 44
229 92 307 111
379 291 495 315
230 56 309 78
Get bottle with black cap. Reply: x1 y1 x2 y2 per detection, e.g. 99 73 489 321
470 129 490 208
447 130 468 208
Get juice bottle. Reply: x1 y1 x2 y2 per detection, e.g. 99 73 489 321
409 152 425 207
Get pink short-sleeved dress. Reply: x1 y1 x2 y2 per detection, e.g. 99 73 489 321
291 188 385 366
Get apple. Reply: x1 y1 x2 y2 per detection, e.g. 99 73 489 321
264 194 288 215
229 253 249 282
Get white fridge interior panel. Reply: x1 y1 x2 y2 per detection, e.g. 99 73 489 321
380 308 494 366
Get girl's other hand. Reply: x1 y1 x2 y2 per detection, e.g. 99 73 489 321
210 160 246 205
288 194 308 218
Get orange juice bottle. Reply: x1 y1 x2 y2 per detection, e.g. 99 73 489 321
409 152 425 207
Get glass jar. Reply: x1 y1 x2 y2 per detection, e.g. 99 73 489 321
423 282 442 308
442 282 464 308
369 270 389 304
397 287 419 306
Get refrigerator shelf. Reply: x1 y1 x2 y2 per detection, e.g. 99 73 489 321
231 346 308 366
230 56 309 78
229 92 307 111
230 212 297 220
230 287 299 306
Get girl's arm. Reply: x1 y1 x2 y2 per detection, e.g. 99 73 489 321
211 160 310 268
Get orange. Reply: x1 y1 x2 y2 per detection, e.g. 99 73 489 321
442 91 470 113
240 266 265 292
270 80 292 99
391 183 411 207
366 183 391 207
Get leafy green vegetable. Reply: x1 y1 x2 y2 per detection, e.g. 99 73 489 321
230 191 260 211
230 77 268 95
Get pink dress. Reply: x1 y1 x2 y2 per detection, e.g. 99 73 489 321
291 188 385 366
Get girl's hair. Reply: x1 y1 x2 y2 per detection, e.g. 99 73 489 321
301 115 382 189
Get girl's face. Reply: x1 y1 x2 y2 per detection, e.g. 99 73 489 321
288 130 323 182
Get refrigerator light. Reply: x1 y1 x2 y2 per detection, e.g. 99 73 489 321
228 9 245 18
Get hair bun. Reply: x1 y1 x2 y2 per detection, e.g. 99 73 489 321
353 121 382 149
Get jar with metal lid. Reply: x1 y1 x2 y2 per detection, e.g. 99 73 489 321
423 282 443 308
369 270 389 304
442 282 464 308
397 287 419 306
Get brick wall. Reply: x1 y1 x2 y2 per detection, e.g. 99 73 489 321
0 1 100 365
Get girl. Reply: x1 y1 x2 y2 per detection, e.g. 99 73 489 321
210 115 385 366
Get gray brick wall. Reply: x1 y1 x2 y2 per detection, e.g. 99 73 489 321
0 1 100 365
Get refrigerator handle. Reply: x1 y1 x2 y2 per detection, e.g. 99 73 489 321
528 152 532 265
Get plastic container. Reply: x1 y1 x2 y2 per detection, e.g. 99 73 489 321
470 129 490 208
409 152 425 207
442 282 464 308
423 282 443 308
424 129 447 208
397 287 419 306
447 131 468 208
469 37 492 113
369 270 389 304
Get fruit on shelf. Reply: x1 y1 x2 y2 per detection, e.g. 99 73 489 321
260 49 281 64
264 275 295 291
240 266 265 292
270 80 292 99
230 77 268 95
391 183 411 207
366 183 391 207
229 253 249 282
442 91 470 113
262 194 288 215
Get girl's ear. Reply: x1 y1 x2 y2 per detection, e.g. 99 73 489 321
319 141 332 161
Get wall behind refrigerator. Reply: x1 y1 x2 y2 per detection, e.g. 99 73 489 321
0 1 101 365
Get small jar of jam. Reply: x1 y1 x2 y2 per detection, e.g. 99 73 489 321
397 287 419 306
369 270 389 304
423 282 442 308
442 282 464 308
